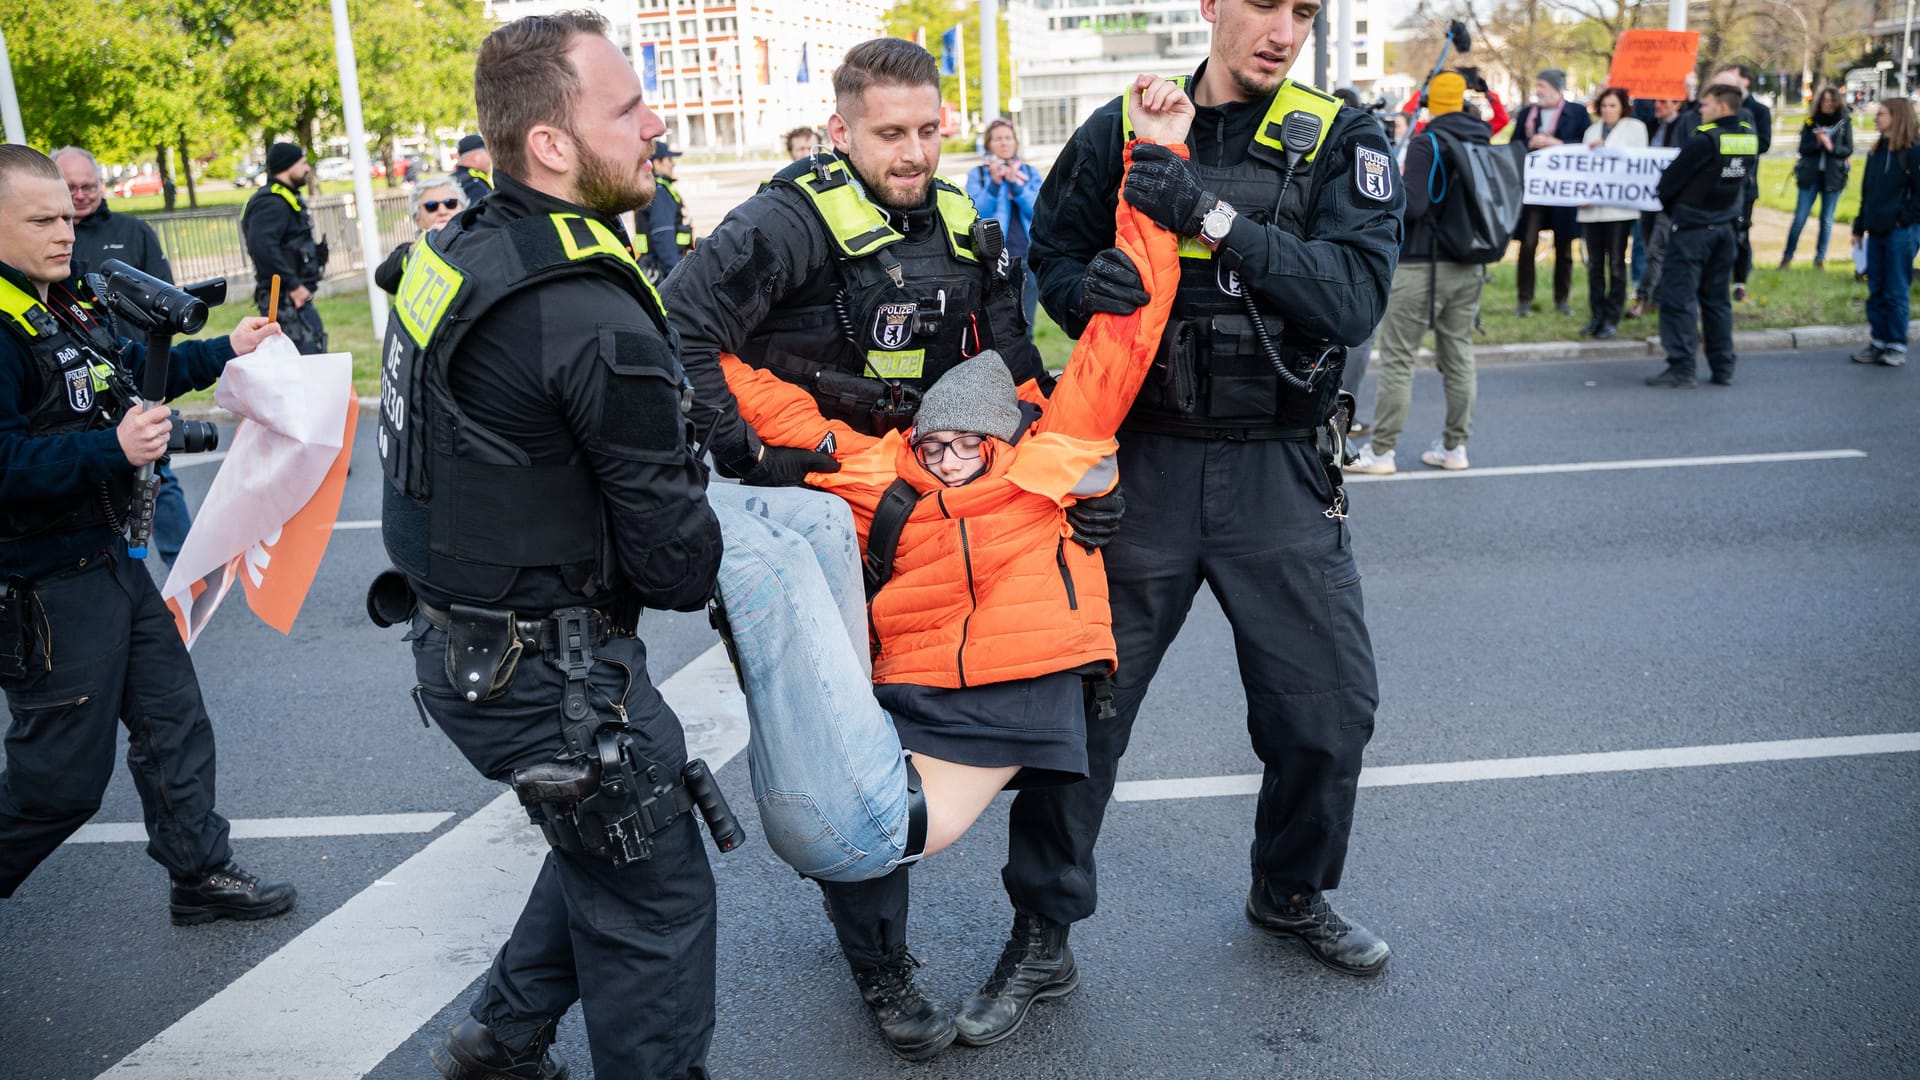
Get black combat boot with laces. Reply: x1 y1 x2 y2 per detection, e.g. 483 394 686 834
167 860 296 925
953 911 1079 1046
852 948 956 1060
1245 877 1390 976
430 1016 567 1080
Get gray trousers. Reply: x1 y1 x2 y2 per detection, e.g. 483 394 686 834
1636 211 1673 302
1370 261 1483 455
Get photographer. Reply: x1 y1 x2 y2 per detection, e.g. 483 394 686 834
966 118 1044 331
0 144 295 919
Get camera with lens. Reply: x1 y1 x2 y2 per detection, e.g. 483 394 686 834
91 259 225 337
167 410 220 455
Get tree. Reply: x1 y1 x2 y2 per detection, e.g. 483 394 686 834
882 0 1015 127
217 0 344 194
351 0 491 186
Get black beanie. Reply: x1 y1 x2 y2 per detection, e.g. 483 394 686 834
266 142 304 175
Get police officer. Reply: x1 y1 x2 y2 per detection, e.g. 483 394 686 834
662 37 1068 1060
240 142 327 354
963 0 1404 1043
0 144 295 920
53 145 193 566
377 14 723 1079
640 139 692 281
452 134 495 206
1647 83 1758 389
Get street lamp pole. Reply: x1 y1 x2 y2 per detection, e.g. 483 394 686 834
1904 0 1916 96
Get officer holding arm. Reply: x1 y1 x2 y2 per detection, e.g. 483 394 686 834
1646 82 1758 388
961 0 1403 1046
0 143 294 921
240 142 327 354
376 14 724 1079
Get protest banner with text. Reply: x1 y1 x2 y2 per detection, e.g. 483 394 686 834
1523 144 1680 213
1605 30 1701 101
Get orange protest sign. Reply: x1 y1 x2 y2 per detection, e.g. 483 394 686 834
241 403 357 633
1606 30 1700 101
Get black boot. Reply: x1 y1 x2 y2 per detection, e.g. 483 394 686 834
430 1016 567 1080
953 912 1080 1047
168 860 296 925
1245 878 1390 977
852 948 956 1060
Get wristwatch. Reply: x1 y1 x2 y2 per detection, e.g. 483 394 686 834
1199 199 1238 250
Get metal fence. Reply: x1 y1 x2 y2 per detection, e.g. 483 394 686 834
143 190 416 297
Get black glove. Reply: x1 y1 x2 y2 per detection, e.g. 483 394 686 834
1073 247 1150 321
739 444 841 487
1065 487 1125 551
1124 143 1209 237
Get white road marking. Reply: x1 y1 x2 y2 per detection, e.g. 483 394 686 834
1345 448 1865 483
166 451 227 470
1111 732 1920 802
71 812 452 845
101 642 749 1080
334 519 380 530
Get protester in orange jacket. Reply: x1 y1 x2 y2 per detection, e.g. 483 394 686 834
716 91 1187 883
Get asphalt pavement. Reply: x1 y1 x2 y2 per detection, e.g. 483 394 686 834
1 346 1916 1080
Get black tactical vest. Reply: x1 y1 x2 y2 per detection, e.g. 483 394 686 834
1121 78 1347 434
378 208 678 604
637 176 694 261
244 182 322 286
0 276 136 541
743 155 1011 435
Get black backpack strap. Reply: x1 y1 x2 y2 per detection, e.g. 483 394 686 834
863 477 922 599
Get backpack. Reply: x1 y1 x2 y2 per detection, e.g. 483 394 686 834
1426 128 1524 264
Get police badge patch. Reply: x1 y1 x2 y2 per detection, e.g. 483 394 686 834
872 301 916 349
65 367 93 412
1354 145 1394 202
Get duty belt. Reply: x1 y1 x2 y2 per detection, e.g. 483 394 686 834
417 600 620 655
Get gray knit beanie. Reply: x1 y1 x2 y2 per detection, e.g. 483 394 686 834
913 351 1021 442
1537 68 1567 93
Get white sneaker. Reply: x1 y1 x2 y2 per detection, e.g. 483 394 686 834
1349 446 1396 475
1419 442 1469 470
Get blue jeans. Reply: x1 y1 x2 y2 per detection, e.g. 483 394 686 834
1866 225 1920 352
706 482 917 883
1784 185 1842 264
153 461 191 565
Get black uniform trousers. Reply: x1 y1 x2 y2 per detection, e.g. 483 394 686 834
0 549 231 897
819 867 912 970
1733 194 1758 284
1515 204 1577 309
411 621 716 1079
1658 223 1738 379
1003 433 1378 925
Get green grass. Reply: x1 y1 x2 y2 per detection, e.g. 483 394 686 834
1755 157 1862 223
112 179 402 216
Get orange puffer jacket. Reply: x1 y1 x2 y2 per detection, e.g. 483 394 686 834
721 141 1184 688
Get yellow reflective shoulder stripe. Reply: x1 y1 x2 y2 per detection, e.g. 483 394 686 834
0 277 48 339
933 181 979 263
270 183 302 212
634 232 651 255
472 170 493 189
793 162 899 258
1253 80 1340 163
1718 133 1759 156
551 213 666 314
394 236 468 348
1120 74 1191 142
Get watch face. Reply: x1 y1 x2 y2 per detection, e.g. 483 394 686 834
1204 207 1233 238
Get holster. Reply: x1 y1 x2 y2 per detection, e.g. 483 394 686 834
1152 320 1201 415
0 578 42 681
442 604 525 703
511 728 697 866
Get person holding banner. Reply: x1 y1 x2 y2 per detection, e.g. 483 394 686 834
1511 70 1590 317
1578 88 1646 340
0 144 297 920
1646 84 1757 388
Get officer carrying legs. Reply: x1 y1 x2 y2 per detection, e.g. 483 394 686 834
0 144 295 922
975 0 1405 1045
374 14 728 1078
1647 83 1758 389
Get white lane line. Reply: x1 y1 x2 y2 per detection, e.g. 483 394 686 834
71 812 452 845
166 452 227 470
335 519 379 530
1111 732 1920 802
1346 448 1865 483
101 642 749 1080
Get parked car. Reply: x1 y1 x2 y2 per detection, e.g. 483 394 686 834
233 164 268 188
111 172 163 198
316 156 353 182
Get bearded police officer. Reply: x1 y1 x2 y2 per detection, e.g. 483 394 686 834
961 0 1405 1042
1646 82 1758 389
662 38 1081 1060
376 14 724 1078
240 142 328 354
0 144 295 920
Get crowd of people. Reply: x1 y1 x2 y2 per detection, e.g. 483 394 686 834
4 4 1917 1078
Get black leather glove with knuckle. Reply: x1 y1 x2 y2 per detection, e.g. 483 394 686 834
739 444 841 487
1073 247 1150 321
1123 143 1210 237
1065 487 1125 551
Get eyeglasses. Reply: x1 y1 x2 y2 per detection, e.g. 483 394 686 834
912 433 987 466
422 199 460 212
67 183 101 194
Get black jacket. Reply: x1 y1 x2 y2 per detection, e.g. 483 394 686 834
1029 64 1403 348
1856 139 1920 235
0 263 232 577
241 181 320 293
1512 98 1592 236
374 239 412 295
453 166 493 206
645 178 685 275
412 172 719 614
1657 115 1757 228
73 205 172 283
661 156 1047 472
1795 113 1854 193
1400 110 1494 264
1677 98 1771 199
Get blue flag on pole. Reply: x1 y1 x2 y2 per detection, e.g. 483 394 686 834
797 42 810 83
640 43 658 93
940 27 959 76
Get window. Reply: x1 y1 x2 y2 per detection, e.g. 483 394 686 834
1355 19 1368 34
1355 52 1368 67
